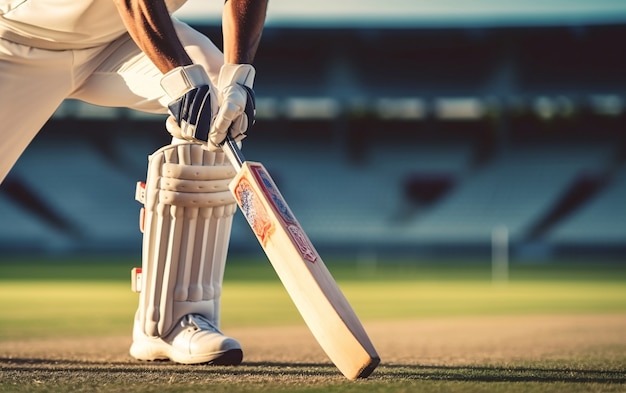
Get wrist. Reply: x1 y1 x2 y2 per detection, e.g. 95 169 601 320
160 64 211 98
218 64 256 90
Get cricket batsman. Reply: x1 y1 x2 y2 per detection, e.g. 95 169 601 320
0 0 268 365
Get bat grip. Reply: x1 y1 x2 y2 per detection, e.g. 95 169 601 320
221 136 246 171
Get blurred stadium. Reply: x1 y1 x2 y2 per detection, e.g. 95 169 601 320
1 0 625 261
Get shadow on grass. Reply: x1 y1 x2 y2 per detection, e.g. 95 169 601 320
378 364 626 384
2 358 625 385
0 358 340 381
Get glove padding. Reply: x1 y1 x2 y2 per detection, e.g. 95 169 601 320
161 64 218 145
161 63 256 151
209 63 256 148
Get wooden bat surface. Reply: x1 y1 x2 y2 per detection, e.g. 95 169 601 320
222 140 380 380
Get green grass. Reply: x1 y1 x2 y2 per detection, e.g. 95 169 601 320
2 361 625 393
2 361 626 393
1 256 625 392
1 256 624 339
1 279 624 340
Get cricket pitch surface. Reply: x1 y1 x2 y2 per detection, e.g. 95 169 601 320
2 314 625 389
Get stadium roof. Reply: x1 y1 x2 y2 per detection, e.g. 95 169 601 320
175 0 626 28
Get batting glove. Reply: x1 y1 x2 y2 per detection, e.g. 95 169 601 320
161 64 218 146
209 63 256 148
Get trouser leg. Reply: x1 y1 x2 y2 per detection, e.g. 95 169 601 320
0 39 75 183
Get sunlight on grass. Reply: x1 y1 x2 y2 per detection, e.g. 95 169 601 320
1 258 624 341
221 280 626 326
0 282 136 340
2 277 623 341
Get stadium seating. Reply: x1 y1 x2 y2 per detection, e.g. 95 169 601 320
1 124 623 256
402 143 615 245
1 23 625 258
547 165 626 246
5 139 142 252
0 192 70 252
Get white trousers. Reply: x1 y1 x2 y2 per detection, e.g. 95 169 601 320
0 19 224 183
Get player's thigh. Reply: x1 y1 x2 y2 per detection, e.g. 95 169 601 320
0 39 74 182
69 35 168 113
72 22 224 113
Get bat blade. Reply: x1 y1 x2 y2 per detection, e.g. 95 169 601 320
229 160 380 380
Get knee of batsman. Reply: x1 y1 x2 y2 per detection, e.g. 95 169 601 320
137 143 237 210
159 172 234 207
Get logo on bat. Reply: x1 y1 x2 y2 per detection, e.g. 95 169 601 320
256 168 295 224
250 165 317 263
287 224 318 263
234 177 273 245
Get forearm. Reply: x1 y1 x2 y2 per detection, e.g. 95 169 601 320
113 0 192 73
222 0 268 64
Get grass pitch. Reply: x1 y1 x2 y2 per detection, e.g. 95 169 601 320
1 256 625 392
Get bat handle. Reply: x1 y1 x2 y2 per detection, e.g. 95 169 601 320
221 136 246 171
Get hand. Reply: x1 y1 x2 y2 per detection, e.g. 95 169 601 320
161 64 218 145
209 64 256 148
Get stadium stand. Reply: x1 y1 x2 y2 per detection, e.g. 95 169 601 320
547 165 626 248
6 138 141 252
401 142 616 246
0 192 70 252
1 15 625 258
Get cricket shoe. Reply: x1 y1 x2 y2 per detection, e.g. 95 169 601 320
130 314 243 365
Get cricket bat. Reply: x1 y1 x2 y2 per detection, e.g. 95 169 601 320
222 137 380 380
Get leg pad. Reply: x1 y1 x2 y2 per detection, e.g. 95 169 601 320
135 143 237 337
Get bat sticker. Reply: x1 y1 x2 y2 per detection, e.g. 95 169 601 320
250 164 317 263
254 166 295 224
287 224 318 263
234 177 273 245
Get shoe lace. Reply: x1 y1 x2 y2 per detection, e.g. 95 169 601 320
184 314 222 334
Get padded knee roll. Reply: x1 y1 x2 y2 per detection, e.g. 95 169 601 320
135 143 237 337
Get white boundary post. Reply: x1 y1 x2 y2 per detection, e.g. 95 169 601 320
492 225 509 284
